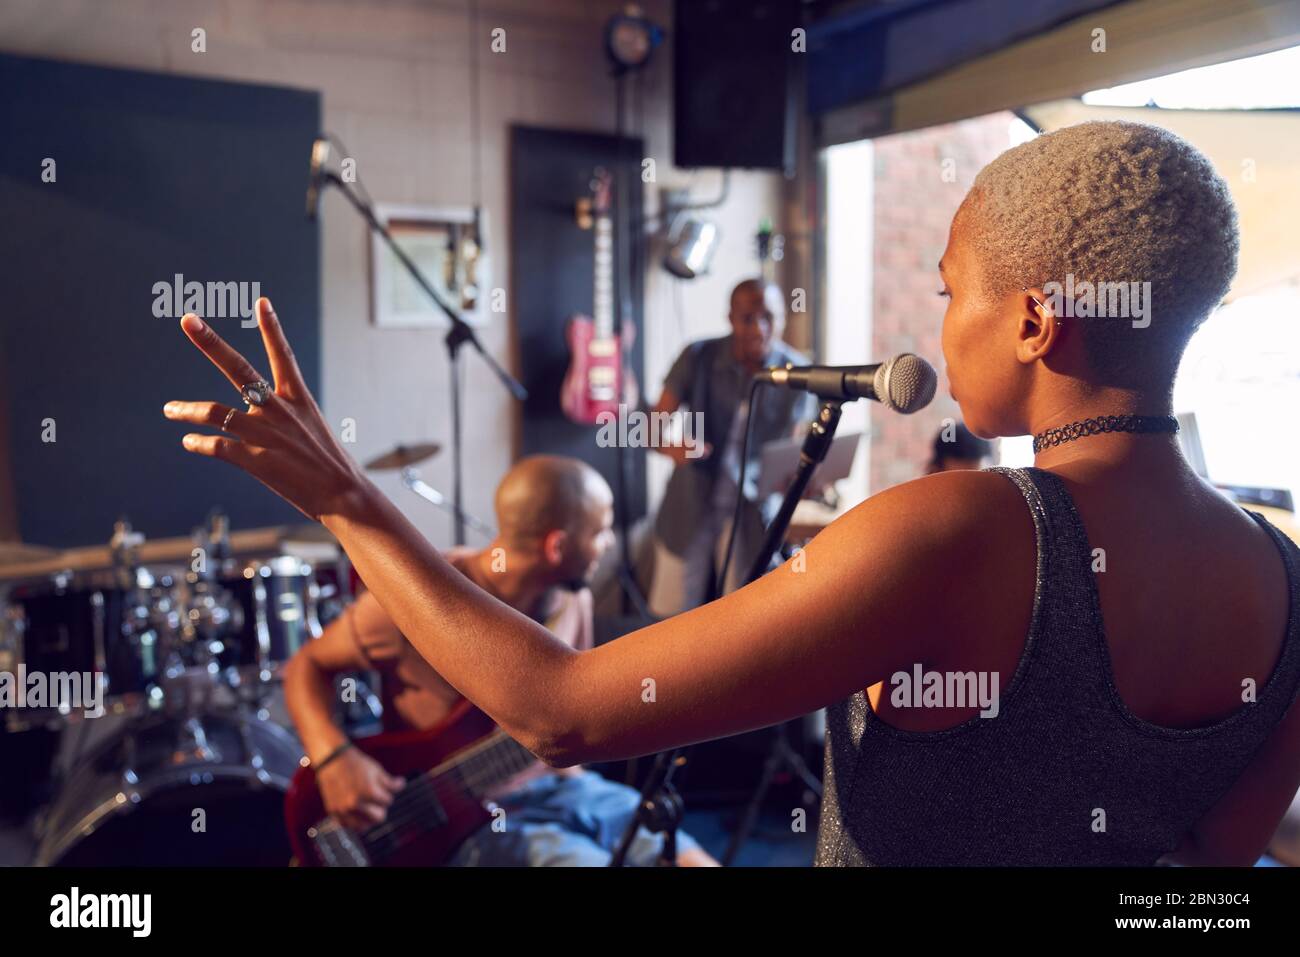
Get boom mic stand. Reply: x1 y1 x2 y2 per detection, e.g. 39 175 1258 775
720 397 843 865
317 171 528 546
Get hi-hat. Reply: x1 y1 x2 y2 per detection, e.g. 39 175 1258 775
364 442 442 471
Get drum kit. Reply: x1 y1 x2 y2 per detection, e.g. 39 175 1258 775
0 508 355 866
0 439 478 866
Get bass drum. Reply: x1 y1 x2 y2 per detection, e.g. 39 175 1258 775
35 709 302 866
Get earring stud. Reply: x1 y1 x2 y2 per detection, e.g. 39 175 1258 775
1022 287 1056 321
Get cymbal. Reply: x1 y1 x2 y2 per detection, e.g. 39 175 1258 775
364 442 442 471
0 526 342 581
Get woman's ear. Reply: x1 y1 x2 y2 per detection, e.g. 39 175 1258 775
1015 287 1062 364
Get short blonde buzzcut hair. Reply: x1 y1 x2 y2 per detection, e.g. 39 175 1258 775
964 120 1239 389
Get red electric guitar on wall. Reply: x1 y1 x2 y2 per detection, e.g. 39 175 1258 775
560 167 637 425
284 700 537 866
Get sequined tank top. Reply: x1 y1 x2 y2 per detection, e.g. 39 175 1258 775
813 466 1300 866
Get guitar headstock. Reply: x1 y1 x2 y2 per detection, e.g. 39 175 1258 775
575 167 614 230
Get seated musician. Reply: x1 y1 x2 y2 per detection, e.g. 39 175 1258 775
282 454 718 866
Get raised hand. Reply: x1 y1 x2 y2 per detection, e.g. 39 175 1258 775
163 297 375 522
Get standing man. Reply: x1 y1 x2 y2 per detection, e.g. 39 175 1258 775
648 278 815 616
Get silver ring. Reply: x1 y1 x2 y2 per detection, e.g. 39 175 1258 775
221 408 238 432
239 379 272 407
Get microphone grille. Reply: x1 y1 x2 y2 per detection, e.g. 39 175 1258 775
875 353 937 413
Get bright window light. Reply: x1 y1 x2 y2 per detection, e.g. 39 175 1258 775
1083 45 1300 109
1174 288 1300 499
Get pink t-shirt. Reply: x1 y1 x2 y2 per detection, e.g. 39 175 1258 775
349 547 593 800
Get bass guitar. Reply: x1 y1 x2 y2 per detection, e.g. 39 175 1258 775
284 700 537 866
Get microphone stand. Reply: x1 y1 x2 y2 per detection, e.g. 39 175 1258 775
318 171 528 546
720 396 842 866
611 396 845 867
744 399 842 583
608 749 688 867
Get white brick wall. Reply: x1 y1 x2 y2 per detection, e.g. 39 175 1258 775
0 0 784 547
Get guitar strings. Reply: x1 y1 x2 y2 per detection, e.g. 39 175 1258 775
351 736 539 857
360 759 520 857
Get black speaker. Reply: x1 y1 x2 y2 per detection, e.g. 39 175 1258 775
673 0 800 171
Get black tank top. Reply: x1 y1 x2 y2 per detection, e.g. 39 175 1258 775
814 466 1300 866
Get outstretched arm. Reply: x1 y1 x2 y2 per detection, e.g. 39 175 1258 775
322 471 968 764
164 299 1002 764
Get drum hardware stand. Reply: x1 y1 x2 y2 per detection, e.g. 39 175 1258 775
109 518 175 715
248 574 275 691
719 398 842 865
109 517 145 591
399 466 496 541
188 510 261 705
176 714 219 764
314 167 528 547
610 748 687 867
234 709 275 787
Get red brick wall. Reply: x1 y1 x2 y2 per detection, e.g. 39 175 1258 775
869 112 1015 491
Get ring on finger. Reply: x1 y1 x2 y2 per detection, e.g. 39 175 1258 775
239 379 272 408
221 407 238 432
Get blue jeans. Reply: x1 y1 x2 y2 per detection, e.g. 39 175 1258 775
448 769 705 867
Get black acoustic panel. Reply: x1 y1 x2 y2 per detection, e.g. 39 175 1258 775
0 53 320 548
673 0 800 171
510 126 646 522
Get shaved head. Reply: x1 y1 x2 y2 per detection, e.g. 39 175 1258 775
495 454 612 546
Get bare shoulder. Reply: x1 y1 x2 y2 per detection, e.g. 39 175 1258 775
798 469 1037 664
815 468 1032 555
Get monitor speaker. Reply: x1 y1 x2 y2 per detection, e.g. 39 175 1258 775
672 0 800 172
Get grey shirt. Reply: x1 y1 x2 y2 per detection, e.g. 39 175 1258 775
654 335 815 556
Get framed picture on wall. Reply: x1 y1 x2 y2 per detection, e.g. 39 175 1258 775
368 204 490 329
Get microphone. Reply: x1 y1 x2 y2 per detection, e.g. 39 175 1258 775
305 137 331 220
758 353 938 413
